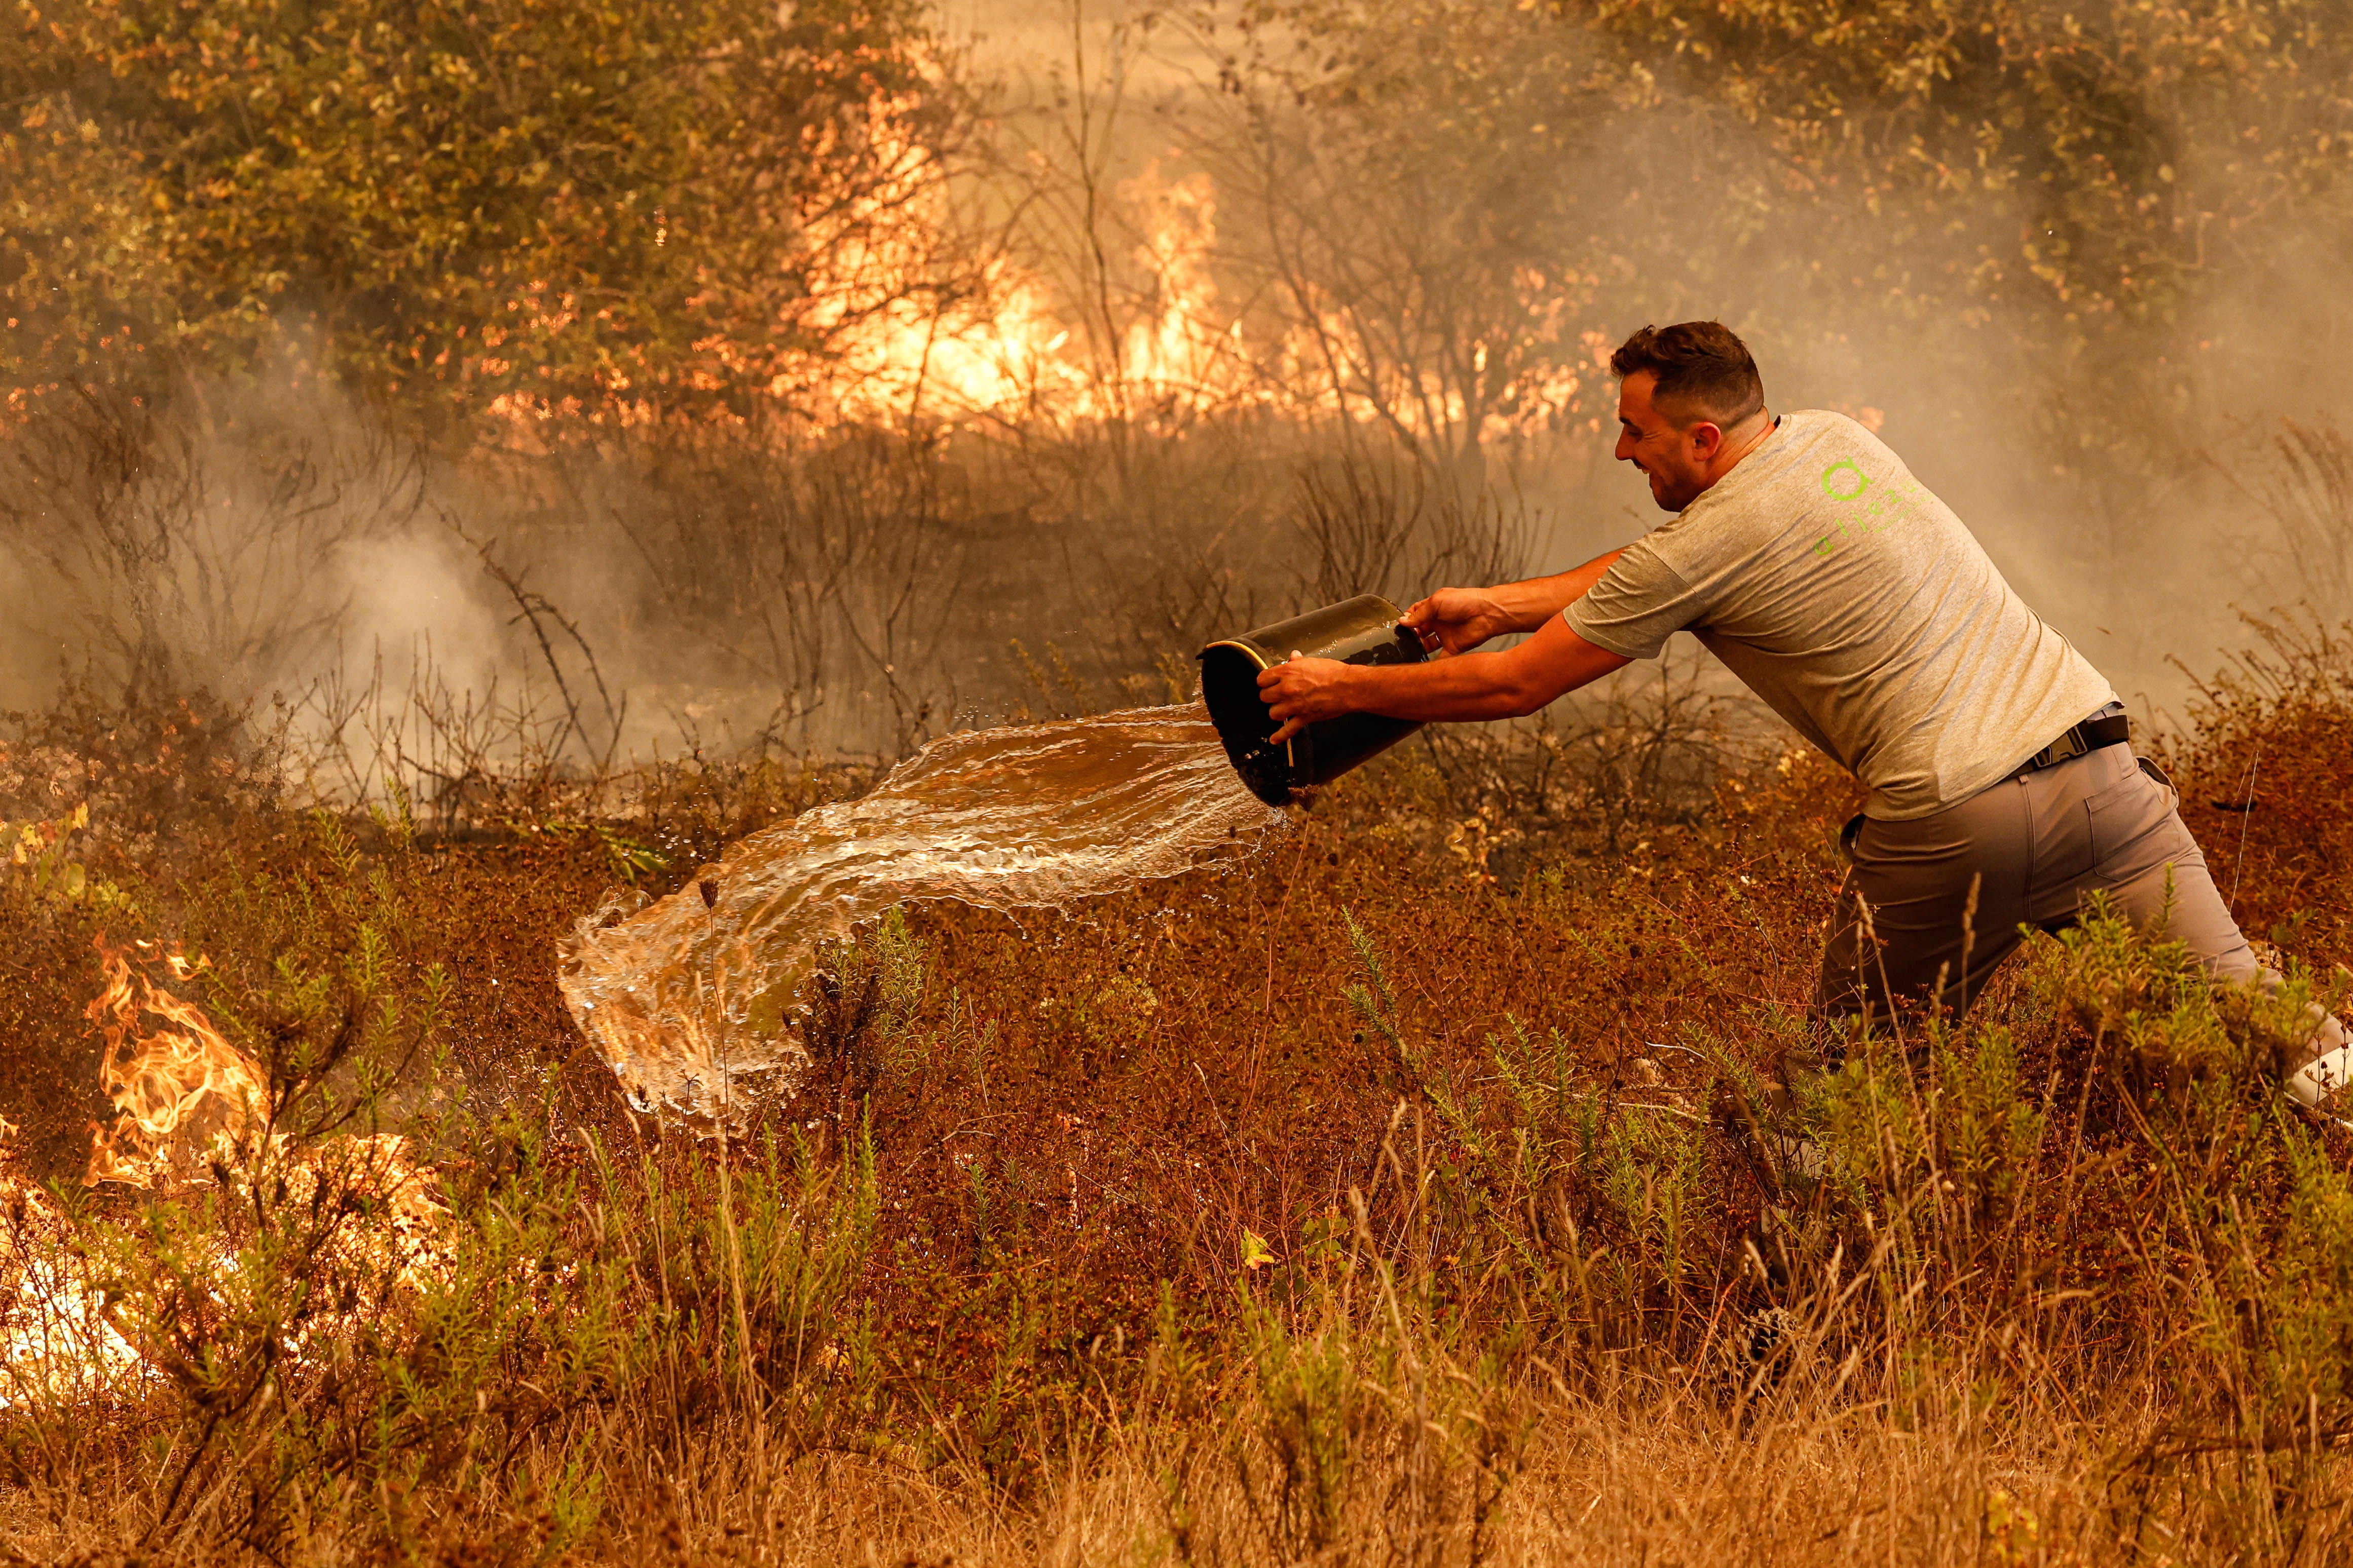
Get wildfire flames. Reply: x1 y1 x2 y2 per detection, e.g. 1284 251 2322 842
2 941 449 1408
77 940 444 1280
0 1115 141 1404
483 136 1599 443
805 164 1597 440
84 937 270 1189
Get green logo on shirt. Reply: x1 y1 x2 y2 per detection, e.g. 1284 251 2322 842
1812 462 1928 558
1821 460 1871 501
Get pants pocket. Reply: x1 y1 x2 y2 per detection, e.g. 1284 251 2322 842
2086 765 2191 882
2136 753 2180 809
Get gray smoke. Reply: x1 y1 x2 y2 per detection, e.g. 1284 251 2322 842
2 0 2345 782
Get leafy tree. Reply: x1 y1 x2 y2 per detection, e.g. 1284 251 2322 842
3 0 965 430
1198 0 2353 466
1189 0 1654 481
1568 0 2353 347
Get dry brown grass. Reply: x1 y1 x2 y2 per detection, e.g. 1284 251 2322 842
2 633 2351 1564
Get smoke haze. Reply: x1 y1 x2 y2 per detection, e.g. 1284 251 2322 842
4 0 2347 788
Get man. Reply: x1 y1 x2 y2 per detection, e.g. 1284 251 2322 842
1258 320 2349 1109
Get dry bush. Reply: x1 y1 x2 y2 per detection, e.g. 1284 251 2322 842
1397 643 1763 879
1291 448 1537 611
574 424 973 756
0 381 429 700
1 638 2349 1562
2240 421 2353 612
2163 608 2353 968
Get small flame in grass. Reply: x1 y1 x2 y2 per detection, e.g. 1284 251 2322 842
2 940 456 1409
84 936 270 1188
1 1116 142 1406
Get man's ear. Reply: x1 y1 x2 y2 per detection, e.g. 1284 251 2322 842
1686 419 1726 458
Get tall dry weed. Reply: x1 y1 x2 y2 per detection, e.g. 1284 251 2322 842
2 625 2351 1562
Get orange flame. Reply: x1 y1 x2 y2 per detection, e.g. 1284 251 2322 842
2 1114 142 1403
476 123 1602 445
85 937 269 1188
807 164 1283 431
0 942 455 1406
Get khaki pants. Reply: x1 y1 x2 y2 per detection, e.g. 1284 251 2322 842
1815 725 2350 1099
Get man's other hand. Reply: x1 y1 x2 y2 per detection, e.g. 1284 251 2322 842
1258 652 1352 744
1400 588 1515 654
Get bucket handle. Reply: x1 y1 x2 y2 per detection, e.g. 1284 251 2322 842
1201 638 1296 774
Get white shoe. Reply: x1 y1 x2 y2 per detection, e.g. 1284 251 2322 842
2287 1045 2353 1130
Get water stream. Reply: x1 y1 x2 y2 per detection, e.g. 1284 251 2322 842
557 703 1282 1120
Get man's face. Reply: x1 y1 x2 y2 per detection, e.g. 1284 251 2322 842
1614 371 1716 513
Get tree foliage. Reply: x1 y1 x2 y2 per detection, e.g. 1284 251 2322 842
3 0 961 428
1574 0 2353 339
1200 0 2353 458
1193 0 1645 471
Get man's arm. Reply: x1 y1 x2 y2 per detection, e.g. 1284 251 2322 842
1261 615 1631 741
1399 549 1626 653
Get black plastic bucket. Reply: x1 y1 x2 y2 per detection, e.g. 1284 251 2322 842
1198 594 1429 806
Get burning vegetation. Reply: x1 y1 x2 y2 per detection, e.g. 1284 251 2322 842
2 0 2352 1560
84 939 269 1189
0 620 2344 1561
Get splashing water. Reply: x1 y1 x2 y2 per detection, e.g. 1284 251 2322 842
558 704 1283 1121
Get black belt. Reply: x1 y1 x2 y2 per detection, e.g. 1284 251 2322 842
2018 711 2131 774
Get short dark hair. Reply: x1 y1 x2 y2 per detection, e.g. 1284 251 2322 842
1609 321 1765 427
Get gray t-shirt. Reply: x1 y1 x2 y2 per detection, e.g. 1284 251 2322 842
1565 409 2114 820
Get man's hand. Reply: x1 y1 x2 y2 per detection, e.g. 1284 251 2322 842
1254 617 1631 742
1399 587 1516 654
1257 652 1353 745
